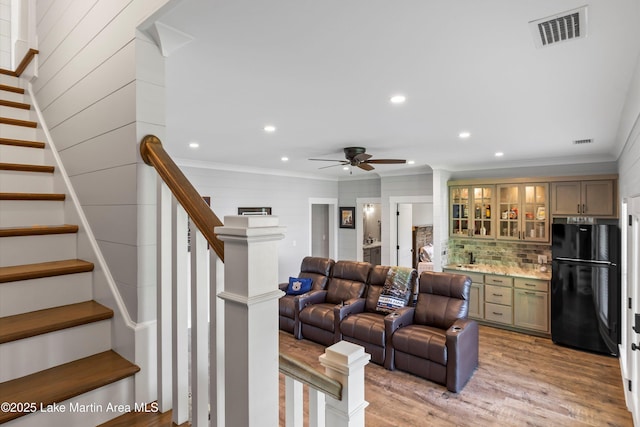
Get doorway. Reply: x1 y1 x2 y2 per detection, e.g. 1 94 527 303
389 196 433 268
309 198 338 260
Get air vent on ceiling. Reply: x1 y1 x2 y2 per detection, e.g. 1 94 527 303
573 139 593 145
529 6 588 48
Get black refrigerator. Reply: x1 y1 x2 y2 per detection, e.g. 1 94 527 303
551 224 620 356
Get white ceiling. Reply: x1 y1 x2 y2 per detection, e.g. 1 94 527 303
156 0 640 179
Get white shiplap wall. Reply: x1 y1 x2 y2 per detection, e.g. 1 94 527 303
33 0 170 322
179 164 339 282
618 52 640 200
0 0 10 68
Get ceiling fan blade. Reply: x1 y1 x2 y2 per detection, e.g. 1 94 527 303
318 162 348 170
308 158 347 162
352 153 372 162
358 163 375 171
365 159 407 164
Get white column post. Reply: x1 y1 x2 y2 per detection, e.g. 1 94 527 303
319 341 371 427
215 215 286 427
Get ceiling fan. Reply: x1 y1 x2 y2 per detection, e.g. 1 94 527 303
309 147 407 171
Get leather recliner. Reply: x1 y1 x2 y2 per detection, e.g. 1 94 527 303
297 260 372 346
278 257 335 335
339 265 418 367
386 271 478 392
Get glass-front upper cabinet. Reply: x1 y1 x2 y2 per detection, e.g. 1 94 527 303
450 185 494 238
497 183 548 242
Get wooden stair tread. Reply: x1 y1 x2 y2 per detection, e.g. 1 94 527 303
0 259 94 283
0 224 79 237
0 162 54 173
0 350 139 424
0 192 65 201
98 405 190 427
0 137 45 149
0 99 30 110
0 300 112 344
0 117 37 128
0 84 24 94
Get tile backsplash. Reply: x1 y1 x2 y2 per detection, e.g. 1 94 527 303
446 238 552 271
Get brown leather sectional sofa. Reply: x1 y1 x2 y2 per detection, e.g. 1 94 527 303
279 256 479 392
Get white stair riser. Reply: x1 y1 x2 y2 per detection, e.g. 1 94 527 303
0 272 92 317
0 90 25 104
0 170 53 193
0 75 21 86
0 320 111 382
0 124 38 141
2 377 135 427
0 200 65 227
0 106 31 121
0 146 45 165
0 233 77 267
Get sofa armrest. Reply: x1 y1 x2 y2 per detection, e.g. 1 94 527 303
332 298 366 342
278 282 289 292
445 318 479 392
384 306 415 334
335 298 366 318
383 306 415 370
296 290 327 311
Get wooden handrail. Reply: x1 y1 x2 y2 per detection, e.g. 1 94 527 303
279 353 342 400
140 135 224 261
0 48 39 77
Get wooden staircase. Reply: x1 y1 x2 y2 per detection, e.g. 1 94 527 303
0 74 139 425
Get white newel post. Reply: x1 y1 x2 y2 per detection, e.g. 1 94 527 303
319 341 371 427
215 216 286 427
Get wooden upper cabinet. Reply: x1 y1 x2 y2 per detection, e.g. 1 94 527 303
582 180 615 216
551 179 616 217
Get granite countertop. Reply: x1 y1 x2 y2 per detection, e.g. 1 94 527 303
444 263 552 281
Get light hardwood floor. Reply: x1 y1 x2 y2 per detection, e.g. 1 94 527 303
279 325 633 427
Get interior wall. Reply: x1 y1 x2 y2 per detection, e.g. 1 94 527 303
0 0 10 68
178 164 338 281
338 177 381 260
617 55 640 201
311 204 329 257
31 0 170 322
449 162 619 181
380 173 434 265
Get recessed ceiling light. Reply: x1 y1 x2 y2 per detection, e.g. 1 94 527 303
343 166 349 171
264 125 276 133
407 160 415 165
281 156 289 162
495 152 504 157
189 142 199 148
459 131 471 139
390 95 406 104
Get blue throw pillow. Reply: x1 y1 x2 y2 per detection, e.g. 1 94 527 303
286 277 313 295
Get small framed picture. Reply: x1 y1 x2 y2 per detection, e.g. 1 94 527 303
238 207 272 216
340 207 355 229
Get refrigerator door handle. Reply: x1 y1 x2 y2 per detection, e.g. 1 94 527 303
553 257 616 267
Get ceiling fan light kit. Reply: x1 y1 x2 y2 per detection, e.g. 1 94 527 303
309 147 407 172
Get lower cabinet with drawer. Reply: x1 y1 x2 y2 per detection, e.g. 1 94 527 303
513 278 549 332
444 269 550 336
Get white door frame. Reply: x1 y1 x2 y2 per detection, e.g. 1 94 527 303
309 198 338 260
356 197 381 262
388 196 433 267
623 195 640 424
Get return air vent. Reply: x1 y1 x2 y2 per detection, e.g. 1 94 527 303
573 139 593 145
529 6 587 48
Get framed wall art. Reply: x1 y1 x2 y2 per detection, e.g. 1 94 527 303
339 207 355 229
